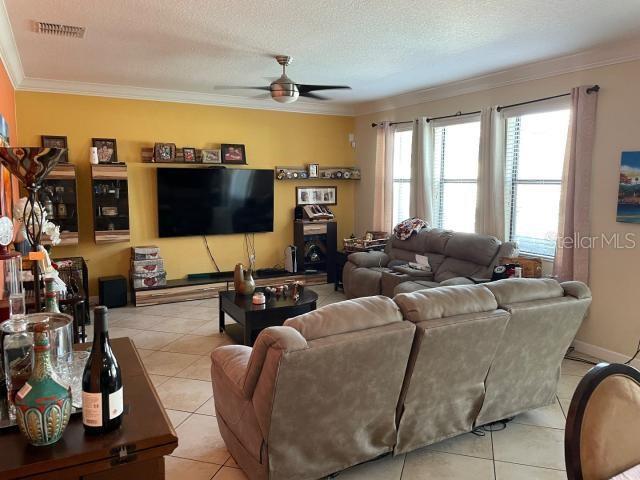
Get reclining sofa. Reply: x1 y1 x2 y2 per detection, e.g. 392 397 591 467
210 278 591 480
343 227 518 298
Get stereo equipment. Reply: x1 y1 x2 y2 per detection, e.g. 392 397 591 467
294 206 304 220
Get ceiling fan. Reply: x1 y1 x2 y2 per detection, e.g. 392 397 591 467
223 55 351 104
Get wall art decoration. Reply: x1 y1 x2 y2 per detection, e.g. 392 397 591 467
617 151 640 223
154 143 176 163
182 147 197 163
296 186 337 206
221 144 246 164
92 138 118 164
41 136 68 163
201 149 221 164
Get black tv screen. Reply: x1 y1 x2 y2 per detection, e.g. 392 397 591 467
157 168 274 237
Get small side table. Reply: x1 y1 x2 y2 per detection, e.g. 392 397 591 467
335 251 349 291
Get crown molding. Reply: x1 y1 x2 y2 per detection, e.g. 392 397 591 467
353 36 640 116
0 0 23 87
16 77 356 116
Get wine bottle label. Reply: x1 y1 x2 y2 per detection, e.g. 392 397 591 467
16 382 31 400
109 387 123 420
82 392 103 427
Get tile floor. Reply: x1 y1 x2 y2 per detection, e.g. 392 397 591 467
86 283 597 479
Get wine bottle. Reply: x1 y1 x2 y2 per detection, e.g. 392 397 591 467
82 306 123 434
44 277 61 313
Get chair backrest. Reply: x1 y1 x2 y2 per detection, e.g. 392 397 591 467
263 296 416 480
393 284 510 453
565 363 640 480
476 278 592 426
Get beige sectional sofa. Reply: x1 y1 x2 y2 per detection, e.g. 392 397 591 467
211 278 591 480
342 227 518 299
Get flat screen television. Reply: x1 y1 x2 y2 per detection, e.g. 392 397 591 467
157 168 274 237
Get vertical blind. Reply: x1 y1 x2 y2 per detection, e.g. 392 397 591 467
433 119 481 233
503 108 570 257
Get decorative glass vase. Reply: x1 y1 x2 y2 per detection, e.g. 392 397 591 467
14 323 71 446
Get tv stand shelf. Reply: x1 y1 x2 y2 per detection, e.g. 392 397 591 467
132 271 327 307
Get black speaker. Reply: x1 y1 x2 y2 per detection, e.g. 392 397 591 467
294 206 304 220
98 275 128 308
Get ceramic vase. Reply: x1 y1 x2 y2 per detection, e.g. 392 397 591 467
234 263 256 296
15 324 71 446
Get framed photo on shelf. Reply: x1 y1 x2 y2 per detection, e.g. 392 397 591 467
92 138 118 164
41 135 69 163
182 147 197 163
221 144 246 164
308 163 319 178
201 149 221 164
154 143 176 163
296 186 337 206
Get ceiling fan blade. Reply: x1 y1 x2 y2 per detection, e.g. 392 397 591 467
214 85 271 92
297 84 352 94
299 92 330 100
251 93 272 100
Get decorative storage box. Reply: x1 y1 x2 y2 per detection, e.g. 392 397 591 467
131 258 165 275
132 245 161 261
131 271 167 289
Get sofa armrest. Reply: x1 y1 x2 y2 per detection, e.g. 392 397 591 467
561 281 592 300
347 251 389 268
212 345 253 399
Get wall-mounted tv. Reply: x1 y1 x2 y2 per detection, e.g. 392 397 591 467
157 168 274 237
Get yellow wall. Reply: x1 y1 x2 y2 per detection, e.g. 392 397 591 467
354 59 640 361
16 92 356 294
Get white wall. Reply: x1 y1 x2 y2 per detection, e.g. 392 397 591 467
353 59 640 359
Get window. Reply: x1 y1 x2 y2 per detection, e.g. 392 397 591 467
505 108 570 257
433 120 481 232
392 128 412 226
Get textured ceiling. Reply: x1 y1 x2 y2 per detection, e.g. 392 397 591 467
5 0 640 105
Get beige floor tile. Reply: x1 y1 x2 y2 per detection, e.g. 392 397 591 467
492 423 565 470
136 348 155 359
191 321 227 336
165 456 222 480
172 413 230 464
557 374 583 399
156 377 213 412
165 409 191 429
132 331 183 350
138 303 196 317
338 453 404 479
142 350 201 376
195 397 216 416
121 313 165 331
402 450 494 479
175 355 214 381
426 432 493 459
512 401 566 429
178 306 219 321
149 374 171 388
495 461 566 479
212 466 248 479
196 298 219 309
162 334 232 355
149 316 210 334
225 456 239 468
561 358 597 377
558 397 572 417
109 327 145 340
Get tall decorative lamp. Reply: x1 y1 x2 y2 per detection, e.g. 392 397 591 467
0 147 66 311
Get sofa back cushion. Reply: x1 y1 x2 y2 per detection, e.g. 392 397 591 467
394 284 497 322
393 286 509 453
268 299 416 480
388 228 453 265
285 295 402 340
443 232 501 266
475 279 592 426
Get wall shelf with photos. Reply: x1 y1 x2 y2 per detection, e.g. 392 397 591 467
91 164 130 244
141 143 247 165
275 166 361 180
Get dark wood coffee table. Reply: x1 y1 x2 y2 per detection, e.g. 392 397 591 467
219 288 318 346
0 338 178 480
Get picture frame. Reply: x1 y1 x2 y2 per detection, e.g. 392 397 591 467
41 135 68 163
92 138 118 164
221 144 246 164
0 114 9 147
296 186 337 206
182 147 197 163
154 143 176 163
201 149 221 164
308 163 319 178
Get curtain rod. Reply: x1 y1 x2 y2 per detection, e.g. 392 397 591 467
496 84 599 112
370 109 481 128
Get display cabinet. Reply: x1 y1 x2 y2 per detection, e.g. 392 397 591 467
39 164 79 245
91 164 130 243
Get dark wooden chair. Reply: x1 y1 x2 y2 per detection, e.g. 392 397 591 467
565 362 640 479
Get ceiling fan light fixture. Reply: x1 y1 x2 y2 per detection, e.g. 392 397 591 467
270 78 299 103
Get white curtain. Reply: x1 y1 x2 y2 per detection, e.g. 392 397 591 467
409 117 434 225
553 86 599 283
372 122 395 232
475 107 506 239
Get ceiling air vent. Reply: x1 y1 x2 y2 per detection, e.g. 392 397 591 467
34 21 85 39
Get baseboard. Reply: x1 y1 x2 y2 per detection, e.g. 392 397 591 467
571 339 640 370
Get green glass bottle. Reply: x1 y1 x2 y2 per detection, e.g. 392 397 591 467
14 323 71 446
44 277 61 313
